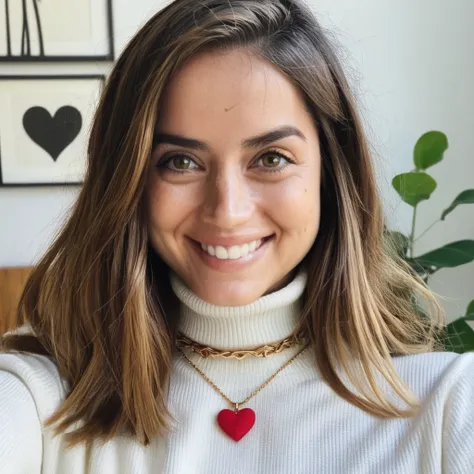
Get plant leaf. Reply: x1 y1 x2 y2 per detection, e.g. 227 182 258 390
414 131 448 170
441 189 474 220
414 240 474 269
440 318 474 353
466 300 474 320
384 230 410 258
406 258 436 278
392 172 437 207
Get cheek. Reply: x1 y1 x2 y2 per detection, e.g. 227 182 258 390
146 181 197 234
266 173 320 233
146 181 197 267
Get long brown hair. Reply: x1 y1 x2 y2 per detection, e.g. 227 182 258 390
1 0 445 448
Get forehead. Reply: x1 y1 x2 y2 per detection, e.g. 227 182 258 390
156 49 314 143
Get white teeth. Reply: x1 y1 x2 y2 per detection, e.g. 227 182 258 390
215 246 228 259
228 246 241 260
201 239 264 260
201 243 216 256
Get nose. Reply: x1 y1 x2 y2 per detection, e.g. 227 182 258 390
201 167 254 229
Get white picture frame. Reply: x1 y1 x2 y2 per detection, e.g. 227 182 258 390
0 0 114 61
0 75 104 186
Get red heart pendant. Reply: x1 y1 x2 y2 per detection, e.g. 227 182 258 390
217 408 256 442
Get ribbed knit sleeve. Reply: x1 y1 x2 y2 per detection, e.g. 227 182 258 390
0 352 68 474
442 352 474 473
0 369 42 473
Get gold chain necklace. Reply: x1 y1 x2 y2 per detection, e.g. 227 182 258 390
175 329 309 359
177 341 310 442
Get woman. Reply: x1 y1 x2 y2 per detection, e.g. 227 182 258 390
1 0 473 472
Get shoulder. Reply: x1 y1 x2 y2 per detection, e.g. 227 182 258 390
0 345 68 421
393 351 474 472
0 352 62 473
392 351 474 471
391 350 473 398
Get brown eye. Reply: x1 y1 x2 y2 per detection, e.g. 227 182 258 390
157 154 199 173
261 153 283 168
255 151 294 173
172 156 193 170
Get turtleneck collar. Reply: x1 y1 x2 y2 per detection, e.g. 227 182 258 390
169 267 307 351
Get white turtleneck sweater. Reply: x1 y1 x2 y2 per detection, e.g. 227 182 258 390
0 269 473 474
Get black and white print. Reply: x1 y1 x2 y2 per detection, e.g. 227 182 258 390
0 76 104 186
0 0 114 61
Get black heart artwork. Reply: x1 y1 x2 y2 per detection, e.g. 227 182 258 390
22 106 83 161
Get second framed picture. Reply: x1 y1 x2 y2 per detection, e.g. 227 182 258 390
0 0 114 61
0 75 105 186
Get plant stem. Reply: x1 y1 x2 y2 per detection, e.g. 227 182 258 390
414 219 440 243
409 205 418 258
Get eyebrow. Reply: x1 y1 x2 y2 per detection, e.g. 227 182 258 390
153 126 307 151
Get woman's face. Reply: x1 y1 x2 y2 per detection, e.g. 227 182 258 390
147 49 321 306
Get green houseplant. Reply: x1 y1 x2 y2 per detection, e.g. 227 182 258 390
385 131 474 353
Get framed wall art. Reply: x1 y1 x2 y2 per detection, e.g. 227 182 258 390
0 0 114 62
0 75 105 186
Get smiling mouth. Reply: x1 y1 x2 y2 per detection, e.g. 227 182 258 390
189 235 275 261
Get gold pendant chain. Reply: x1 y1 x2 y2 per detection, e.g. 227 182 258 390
177 343 311 411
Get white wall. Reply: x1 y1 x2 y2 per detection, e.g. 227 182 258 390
0 0 472 322
312 0 474 322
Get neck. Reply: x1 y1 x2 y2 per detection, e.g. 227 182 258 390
169 267 308 351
